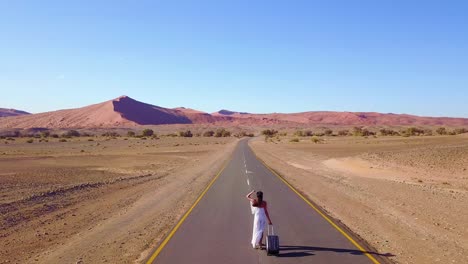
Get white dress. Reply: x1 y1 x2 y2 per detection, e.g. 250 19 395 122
251 203 267 248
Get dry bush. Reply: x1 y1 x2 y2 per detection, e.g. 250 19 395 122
142 129 154 137
203 130 214 137
179 130 193 137
262 129 278 137
338 130 349 136
436 127 447 135
311 136 324 143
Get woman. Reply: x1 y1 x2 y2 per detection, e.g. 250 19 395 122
246 190 272 249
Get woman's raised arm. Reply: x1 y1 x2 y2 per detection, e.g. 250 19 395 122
246 190 255 202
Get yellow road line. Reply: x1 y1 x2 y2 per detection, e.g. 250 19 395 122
146 160 230 264
253 151 381 264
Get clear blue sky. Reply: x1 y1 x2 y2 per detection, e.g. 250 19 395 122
1 1 467 117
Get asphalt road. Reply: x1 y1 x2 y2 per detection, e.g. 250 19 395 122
147 138 389 264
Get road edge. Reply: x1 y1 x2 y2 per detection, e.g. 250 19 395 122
144 144 235 264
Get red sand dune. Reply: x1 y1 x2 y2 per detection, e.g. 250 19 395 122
213 110 468 127
1 96 467 129
0 108 30 118
0 96 230 129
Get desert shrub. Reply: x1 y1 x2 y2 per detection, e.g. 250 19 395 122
40 131 50 138
311 137 323 144
247 133 254 137
151 134 159 139
63 130 80 138
195 132 202 137
127 131 136 137
314 132 325 137
87 138 94 141
0 136 4 139
454 128 467 134
406 127 425 136
423 129 433 136
289 138 299 142
165 133 178 137
352 127 363 136
448 130 457 135
215 128 231 137
324 129 333 136
51 134 59 138
279 132 287 136
294 130 304 137
261 129 278 137
338 130 349 136
142 129 154 137
179 130 193 137
6 137 15 141
203 130 215 137
101 131 120 137
436 127 447 135
59 139 67 142
26 139 33 143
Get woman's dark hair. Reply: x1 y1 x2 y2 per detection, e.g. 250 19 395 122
253 191 263 207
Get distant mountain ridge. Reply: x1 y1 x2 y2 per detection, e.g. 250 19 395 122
1 96 467 128
0 108 30 117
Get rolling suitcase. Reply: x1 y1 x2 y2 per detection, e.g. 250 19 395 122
266 225 279 255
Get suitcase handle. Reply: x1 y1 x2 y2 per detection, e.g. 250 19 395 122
268 225 274 236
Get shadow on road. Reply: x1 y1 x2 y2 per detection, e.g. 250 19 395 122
276 245 395 258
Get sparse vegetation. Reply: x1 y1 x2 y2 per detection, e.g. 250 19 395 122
436 127 447 135
179 130 193 137
454 128 467 135
353 127 374 137
234 131 254 138
26 139 33 143
215 128 231 137
379 128 399 136
324 129 333 136
311 136 323 143
40 131 50 138
262 129 278 137
290 138 300 142
102 131 120 137
127 131 136 137
142 129 154 137
203 130 215 137
63 130 80 138
338 130 350 136
59 139 67 142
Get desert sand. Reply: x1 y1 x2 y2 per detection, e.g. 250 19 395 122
0 136 237 263
250 135 468 264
